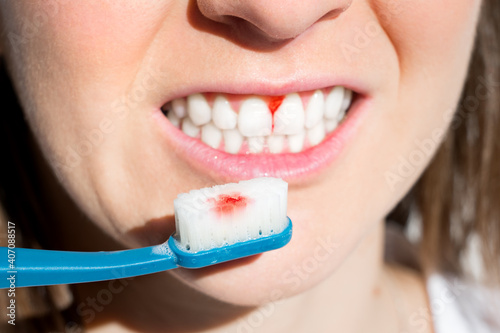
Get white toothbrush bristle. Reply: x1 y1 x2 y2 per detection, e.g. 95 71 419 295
173 177 288 252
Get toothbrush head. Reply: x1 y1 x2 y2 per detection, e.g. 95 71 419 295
169 216 292 268
171 177 291 268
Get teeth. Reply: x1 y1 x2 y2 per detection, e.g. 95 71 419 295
163 86 354 154
238 97 272 137
267 135 285 154
248 136 265 153
307 119 325 146
273 93 305 135
167 110 181 127
324 86 344 120
223 129 244 154
187 94 211 126
213 96 237 130
304 90 324 129
325 119 338 133
339 88 353 120
201 122 222 149
288 132 305 153
172 98 187 118
182 117 200 138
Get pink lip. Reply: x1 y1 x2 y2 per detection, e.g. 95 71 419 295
156 74 371 108
153 93 371 184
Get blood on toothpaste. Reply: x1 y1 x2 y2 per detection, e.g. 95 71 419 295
209 193 250 215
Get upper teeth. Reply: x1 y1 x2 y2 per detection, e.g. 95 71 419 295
213 96 238 130
273 93 306 135
163 86 353 154
238 97 273 137
187 94 212 126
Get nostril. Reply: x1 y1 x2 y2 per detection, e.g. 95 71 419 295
196 6 297 42
195 0 352 43
228 17 298 44
319 7 346 22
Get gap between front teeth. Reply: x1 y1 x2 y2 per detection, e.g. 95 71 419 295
163 87 353 154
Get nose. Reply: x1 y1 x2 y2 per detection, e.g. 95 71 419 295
196 0 352 42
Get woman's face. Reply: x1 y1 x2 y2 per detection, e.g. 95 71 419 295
1 0 481 305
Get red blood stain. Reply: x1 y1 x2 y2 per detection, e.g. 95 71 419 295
268 96 284 131
268 96 284 115
209 193 249 216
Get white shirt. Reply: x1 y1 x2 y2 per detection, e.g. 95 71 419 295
427 273 500 333
385 223 500 332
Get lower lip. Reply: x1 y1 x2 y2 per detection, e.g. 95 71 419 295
153 95 371 183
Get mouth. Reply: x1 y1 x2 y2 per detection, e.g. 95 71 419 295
154 85 369 182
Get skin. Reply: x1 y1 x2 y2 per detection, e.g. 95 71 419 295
0 0 482 332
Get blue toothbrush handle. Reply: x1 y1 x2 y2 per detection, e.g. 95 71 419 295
0 245 178 288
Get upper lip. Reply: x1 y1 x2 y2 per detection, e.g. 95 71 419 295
157 72 369 109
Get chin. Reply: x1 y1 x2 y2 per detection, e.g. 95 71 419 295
166 217 357 306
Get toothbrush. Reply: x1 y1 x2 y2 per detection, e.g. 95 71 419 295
0 177 292 288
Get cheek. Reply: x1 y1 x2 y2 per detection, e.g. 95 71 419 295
1 1 178 111
0 1 182 237
362 0 481 205
0 1 171 147
375 0 482 141
380 0 480 72
32 1 175 84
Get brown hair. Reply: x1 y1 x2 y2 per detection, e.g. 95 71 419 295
0 0 499 331
389 0 500 282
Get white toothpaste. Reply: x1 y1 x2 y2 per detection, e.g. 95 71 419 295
174 177 288 252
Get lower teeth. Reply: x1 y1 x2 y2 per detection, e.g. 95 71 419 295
163 108 351 154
